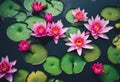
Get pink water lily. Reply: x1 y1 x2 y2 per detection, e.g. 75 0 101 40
31 22 47 37
72 8 88 22
0 56 17 82
91 62 104 75
18 40 30 51
32 2 44 12
45 13 53 23
48 20 69 44
84 15 113 39
65 30 93 56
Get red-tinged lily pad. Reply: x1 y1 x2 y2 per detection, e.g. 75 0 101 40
24 44 48 65
27 71 47 82
61 53 86 74
7 23 31 42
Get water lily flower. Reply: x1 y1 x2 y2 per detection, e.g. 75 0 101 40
45 13 53 23
18 40 30 51
84 15 113 39
91 62 104 75
31 22 47 37
47 20 69 44
31 2 44 12
65 30 93 56
72 8 88 22
0 56 17 82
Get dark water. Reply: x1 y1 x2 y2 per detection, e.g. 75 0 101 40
0 0 120 82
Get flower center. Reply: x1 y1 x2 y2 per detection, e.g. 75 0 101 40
38 26 45 34
75 38 83 47
52 27 59 35
0 62 9 72
92 22 101 32
76 12 84 19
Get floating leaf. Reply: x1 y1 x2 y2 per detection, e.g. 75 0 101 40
24 44 48 65
84 44 101 62
99 64 119 82
27 71 47 82
115 23 120 29
43 56 62 75
101 7 120 21
15 12 27 21
107 45 120 64
0 0 20 17
7 23 31 41
61 53 86 74
112 35 120 49
48 78 64 82
24 0 47 12
13 69 29 82
44 0 64 16
25 16 45 28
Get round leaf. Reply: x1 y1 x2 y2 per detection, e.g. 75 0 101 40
15 12 27 21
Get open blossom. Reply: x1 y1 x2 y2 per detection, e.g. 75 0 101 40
47 20 69 44
72 8 88 22
65 30 93 56
84 15 113 39
45 13 53 23
0 56 17 82
32 2 44 12
18 40 30 51
31 22 47 37
91 62 104 75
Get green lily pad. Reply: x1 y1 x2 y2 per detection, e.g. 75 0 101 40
83 44 101 62
61 53 86 74
64 27 80 42
115 23 120 29
44 0 64 16
27 71 47 82
24 0 47 12
25 16 45 28
7 23 31 41
0 0 20 17
107 45 120 64
99 64 119 82
24 44 48 65
48 78 64 82
43 56 62 75
15 12 27 21
101 6 120 21
65 9 75 23
14 69 29 82
112 35 120 49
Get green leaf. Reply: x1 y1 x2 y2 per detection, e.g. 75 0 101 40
0 0 20 17
15 12 27 21
112 35 120 49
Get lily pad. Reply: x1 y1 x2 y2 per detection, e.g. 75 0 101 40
43 56 62 75
64 27 80 42
48 78 64 82
101 6 120 21
112 35 120 49
15 12 27 21
25 16 45 28
65 9 75 23
61 53 86 74
13 69 29 82
0 0 20 17
44 0 64 16
99 64 119 82
24 0 47 12
83 44 101 62
7 23 31 41
115 23 120 29
27 71 47 82
24 44 48 65
107 45 120 64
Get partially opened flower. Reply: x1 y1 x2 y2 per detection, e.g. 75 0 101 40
91 62 104 75
65 30 93 56
0 56 17 82
48 20 69 44
31 2 44 12
31 22 47 37
18 40 30 51
45 13 53 23
72 8 88 22
84 15 113 39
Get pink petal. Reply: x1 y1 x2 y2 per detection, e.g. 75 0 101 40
61 28 69 34
65 42 74 46
100 26 113 33
5 74 13 82
67 47 76 52
8 68 17 73
10 60 17 66
0 73 5 78
99 34 109 39
54 37 59 44
77 48 82 56
85 40 92 44
83 44 94 49
84 24 91 31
